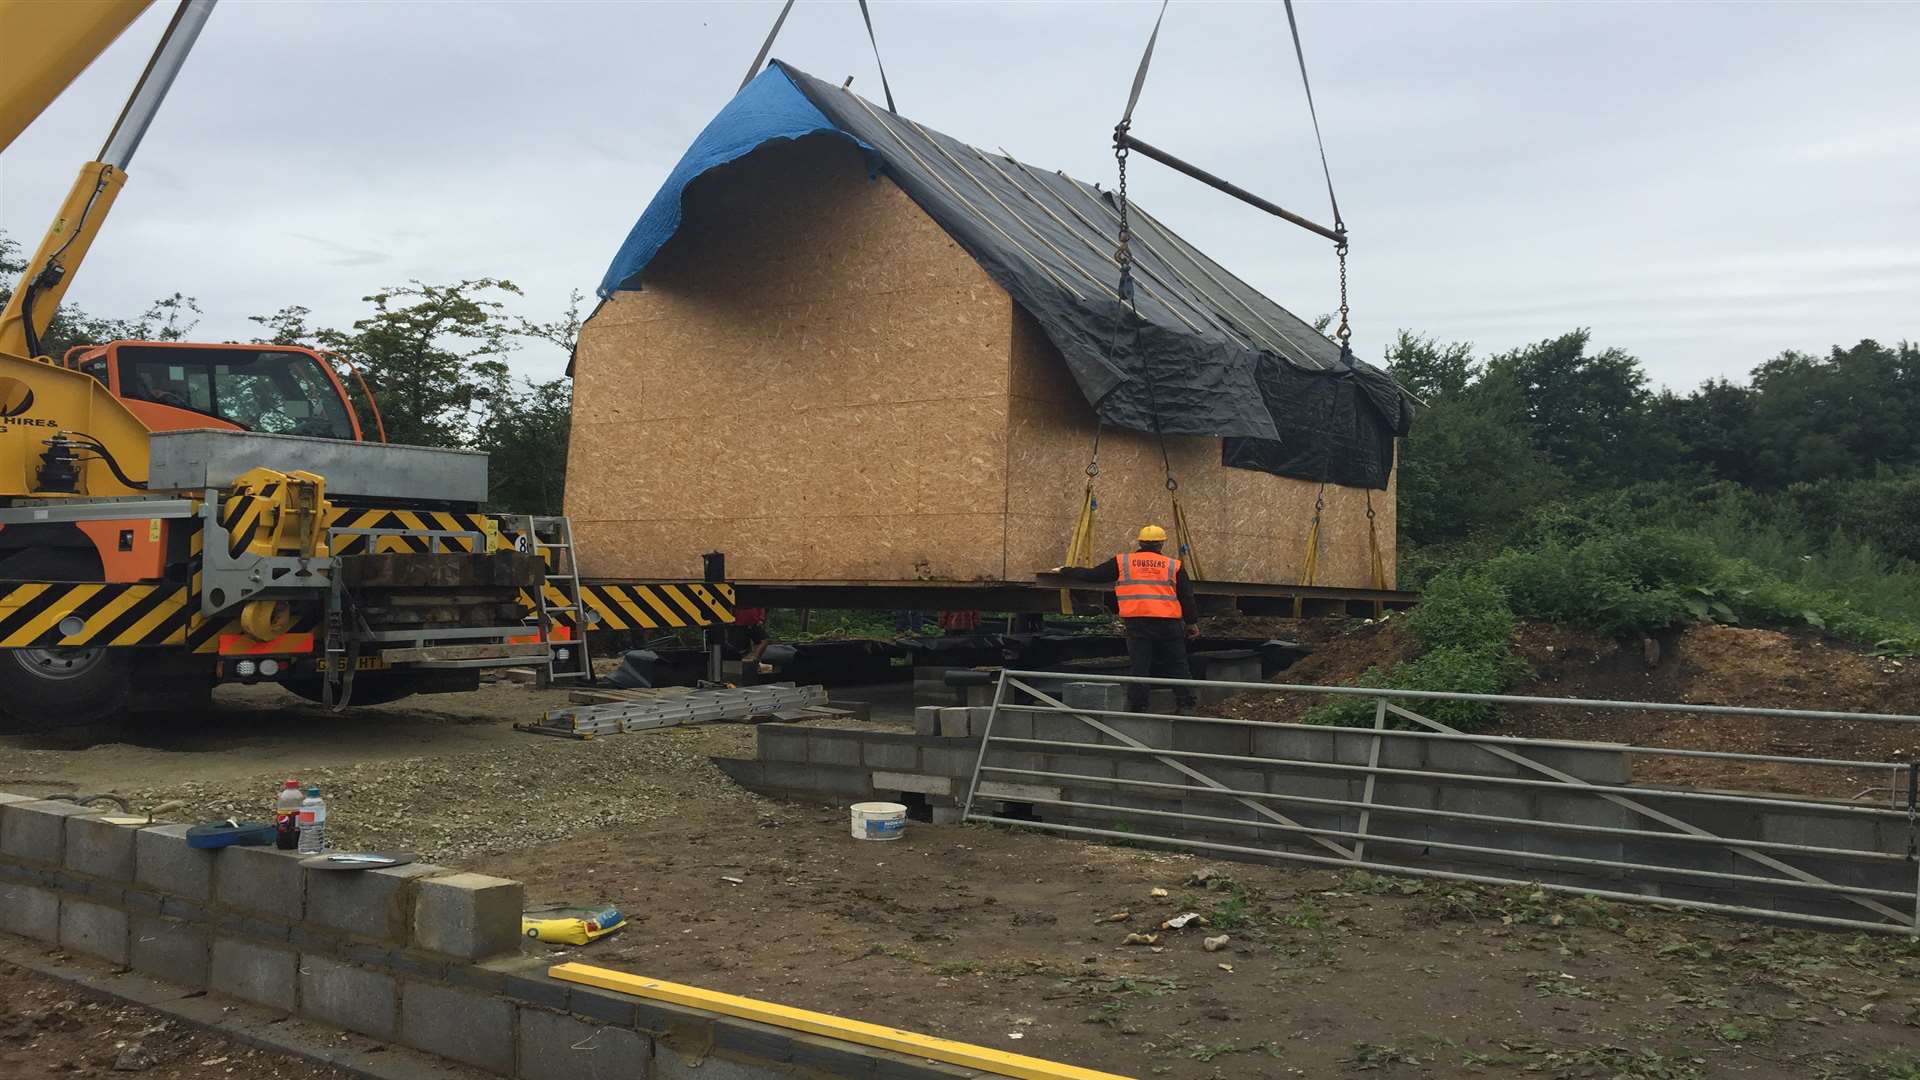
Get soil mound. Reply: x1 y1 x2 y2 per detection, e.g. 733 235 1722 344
1216 619 1920 797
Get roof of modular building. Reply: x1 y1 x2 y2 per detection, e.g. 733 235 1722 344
598 62 1409 489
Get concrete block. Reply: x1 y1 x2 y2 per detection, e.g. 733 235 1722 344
870 771 952 797
938 708 970 738
1145 688 1180 716
1106 714 1174 749
63 815 143 881
1518 744 1631 785
912 706 942 736
1062 682 1123 713
58 897 128 964
0 792 36 805
135 825 215 900
1031 711 1087 745
306 862 442 941
807 733 862 767
413 872 523 961
1252 726 1336 764
402 981 514 1074
299 954 399 1040
1173 720 1251 758
0 883 59 942
966 706 997 736
517 1007 652 1080
920 747 980 777
1426 738 1526 779
860 739 918 770
130 913 209 987
213 844 306 918
210 937 296 1011
500 967 571 1012
570 986 639 1027
1 800 100 864
930 805 965 825
754 726 807 763
1041 753 1116 780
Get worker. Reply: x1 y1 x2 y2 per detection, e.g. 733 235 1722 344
728 606 771 667
1053 525 1200 714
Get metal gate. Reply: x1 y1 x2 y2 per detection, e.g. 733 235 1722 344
961 671 1920 935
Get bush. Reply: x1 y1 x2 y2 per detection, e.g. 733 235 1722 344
1404 571 1513 652
1303 645 1524 731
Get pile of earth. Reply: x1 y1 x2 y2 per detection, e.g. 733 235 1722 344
1215 618 1920 797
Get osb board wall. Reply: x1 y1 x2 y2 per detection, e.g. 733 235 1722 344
567 135 1018 581
1003 307 1397 588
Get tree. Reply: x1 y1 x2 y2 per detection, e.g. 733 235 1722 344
1385 331 1477 401
474 377 572 514
1483 329 1667 487
1392 345 1566 547
313 279 522 448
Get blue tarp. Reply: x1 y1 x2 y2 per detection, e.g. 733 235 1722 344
597 67 869 297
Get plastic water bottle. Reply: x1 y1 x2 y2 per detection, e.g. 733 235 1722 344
274 779 303 850
296 787 327 854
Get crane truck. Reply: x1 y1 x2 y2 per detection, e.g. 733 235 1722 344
0 0 733 730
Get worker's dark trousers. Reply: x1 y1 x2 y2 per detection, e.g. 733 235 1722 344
1123 618 1196 713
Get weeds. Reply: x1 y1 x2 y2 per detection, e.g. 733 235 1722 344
1281 898 1329 933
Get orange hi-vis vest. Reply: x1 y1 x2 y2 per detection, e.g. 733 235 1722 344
1114 550 1183 619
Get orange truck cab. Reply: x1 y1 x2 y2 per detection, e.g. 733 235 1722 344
61 340 384 443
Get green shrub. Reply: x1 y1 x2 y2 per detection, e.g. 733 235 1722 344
1404 571 1513 652
1303 645 1524 731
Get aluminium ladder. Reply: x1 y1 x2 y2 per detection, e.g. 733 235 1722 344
520 515 592 682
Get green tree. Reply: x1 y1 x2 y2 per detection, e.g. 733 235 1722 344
1484 330 1668 486
474 377 572 514
1386 332 1565 546
313 279 522 447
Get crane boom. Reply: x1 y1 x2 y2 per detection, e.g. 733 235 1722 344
0 0 154 155
0 0 216 360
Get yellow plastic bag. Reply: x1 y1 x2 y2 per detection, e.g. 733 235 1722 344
521 905 626 945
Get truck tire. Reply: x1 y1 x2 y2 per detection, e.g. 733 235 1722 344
0 549 131 732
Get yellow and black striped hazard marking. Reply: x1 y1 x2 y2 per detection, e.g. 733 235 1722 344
326 509 507 556
0 581 190 648
541 582 736 633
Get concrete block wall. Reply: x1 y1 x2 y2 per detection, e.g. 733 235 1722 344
1 792 984 1079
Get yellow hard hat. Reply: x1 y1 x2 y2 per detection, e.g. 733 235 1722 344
1137 524 1168 542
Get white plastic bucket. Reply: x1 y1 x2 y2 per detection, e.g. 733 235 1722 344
850 802 907 841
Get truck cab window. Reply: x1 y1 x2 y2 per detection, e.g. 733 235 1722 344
117 347 355 439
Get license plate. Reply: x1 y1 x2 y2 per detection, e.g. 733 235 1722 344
314 657 389 672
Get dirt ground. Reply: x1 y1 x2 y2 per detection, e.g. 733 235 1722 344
1216 620 1920 799
0 959 355 1080
2 643 1918 1078
481 802 1920 1080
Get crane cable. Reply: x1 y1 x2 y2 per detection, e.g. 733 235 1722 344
1281 0 1352 355
738 0 897 113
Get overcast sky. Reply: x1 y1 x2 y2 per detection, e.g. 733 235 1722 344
2 0 1915 389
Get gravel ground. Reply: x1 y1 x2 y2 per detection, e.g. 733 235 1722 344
3 680 771 863
120 720 766 864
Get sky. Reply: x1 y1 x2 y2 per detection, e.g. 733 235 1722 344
2 0 1915 390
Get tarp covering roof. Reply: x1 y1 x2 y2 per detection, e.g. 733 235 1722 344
599 62 1409 488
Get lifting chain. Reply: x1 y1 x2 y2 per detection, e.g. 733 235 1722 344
1334 234 1352 351
1113 122 1135 304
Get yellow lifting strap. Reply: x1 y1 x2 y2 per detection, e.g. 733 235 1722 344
1059 480 1098 615
1365 489 1387 616
1170 494 1204 581
1293 483 1328 619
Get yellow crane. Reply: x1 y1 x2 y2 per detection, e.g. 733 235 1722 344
0 1 733 729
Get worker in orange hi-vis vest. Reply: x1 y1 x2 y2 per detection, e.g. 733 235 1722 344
1053 525 1201 714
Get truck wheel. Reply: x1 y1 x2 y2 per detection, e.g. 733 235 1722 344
0 548 132 732
0 646 133 731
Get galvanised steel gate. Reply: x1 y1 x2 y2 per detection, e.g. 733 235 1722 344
961 671 1920 935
